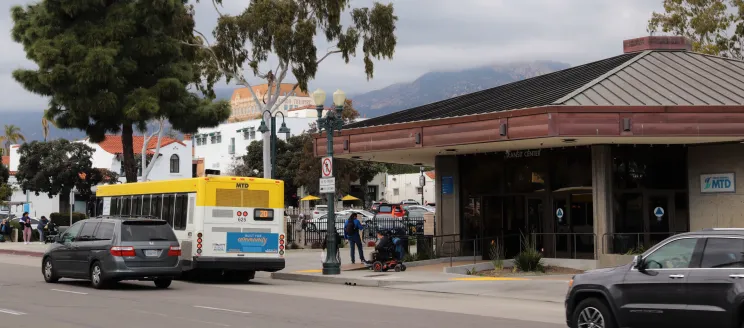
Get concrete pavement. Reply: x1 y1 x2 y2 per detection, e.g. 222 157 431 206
0 254 565 327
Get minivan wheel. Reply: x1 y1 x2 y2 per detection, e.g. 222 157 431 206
572 297 615 328
90 262 108 289
154 278 172 289
42 257 59 283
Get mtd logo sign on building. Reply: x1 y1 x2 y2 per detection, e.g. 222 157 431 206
700 173 736 193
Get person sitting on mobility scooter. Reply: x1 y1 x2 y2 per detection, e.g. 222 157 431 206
366 230 407 272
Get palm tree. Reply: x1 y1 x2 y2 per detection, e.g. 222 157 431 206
41 110 57 142
0 125 26 156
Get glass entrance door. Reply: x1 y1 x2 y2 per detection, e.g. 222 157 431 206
645 192 675 247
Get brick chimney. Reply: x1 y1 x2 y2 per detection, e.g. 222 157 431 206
623 36 692 53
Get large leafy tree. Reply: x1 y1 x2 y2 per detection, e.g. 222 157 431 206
648 0 744 58
11 0 230 183
15 140 118 198
0 125 26 156
192 0 398 179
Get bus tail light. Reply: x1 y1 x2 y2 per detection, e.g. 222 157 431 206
279 234 285 257
168 246 182 257
110 246 136 257
196 232 203 256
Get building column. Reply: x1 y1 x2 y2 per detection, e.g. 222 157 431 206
591 145 614 257
434 155 460 249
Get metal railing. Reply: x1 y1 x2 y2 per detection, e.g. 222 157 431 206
602 232 687 255
530 232 596 260
285 216 427 247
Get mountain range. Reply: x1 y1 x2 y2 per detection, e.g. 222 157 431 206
0 60 570 142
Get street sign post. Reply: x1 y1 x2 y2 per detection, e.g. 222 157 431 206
319 177 336 194
556 208 564 222
654 207 664 222
321 157 333 178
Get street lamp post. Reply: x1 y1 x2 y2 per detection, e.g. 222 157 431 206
419 167 425 205
313 88 346 275
258 111 291 179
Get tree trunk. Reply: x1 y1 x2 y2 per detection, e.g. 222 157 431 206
121 124 138 183
361 180 369 209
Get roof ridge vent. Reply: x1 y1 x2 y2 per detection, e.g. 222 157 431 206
623 36 692 53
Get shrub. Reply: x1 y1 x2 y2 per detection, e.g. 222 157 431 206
49 212 87 226
624 245 646 255
402 253 416 262
409 238 417 246
465 267 477 275
489 238 504 270
513 232 544 273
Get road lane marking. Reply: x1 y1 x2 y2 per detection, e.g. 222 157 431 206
193 306 251 315
135 310 230 327
0 308 25 315
295 269 321 273
450 277 530 281
51 288 88 295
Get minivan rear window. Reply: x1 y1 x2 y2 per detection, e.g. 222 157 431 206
120 221 177 242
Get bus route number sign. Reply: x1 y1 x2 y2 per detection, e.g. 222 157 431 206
254 209 275 221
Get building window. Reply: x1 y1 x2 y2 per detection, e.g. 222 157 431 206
393 188 399 196
416 187 423 195
170 154 180 173
229 138 236 155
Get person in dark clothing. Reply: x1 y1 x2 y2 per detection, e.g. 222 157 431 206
344 213 366 264
321 229 343 264
37 216 49 244
372 231 395 262
0 219 11 242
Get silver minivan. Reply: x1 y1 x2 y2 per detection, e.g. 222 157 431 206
41 216 182 289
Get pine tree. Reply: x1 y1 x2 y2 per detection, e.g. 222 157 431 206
11 0 230 182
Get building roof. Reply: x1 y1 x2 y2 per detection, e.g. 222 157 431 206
424 171 435 180
94 135 186 155
231 83 310 102
345 50 744 129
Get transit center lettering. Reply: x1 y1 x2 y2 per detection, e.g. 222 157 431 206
237 236 268 246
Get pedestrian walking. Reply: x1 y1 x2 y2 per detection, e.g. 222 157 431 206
344 213 366 264
37 216 49 244
20 212 32 244
0 219 10 242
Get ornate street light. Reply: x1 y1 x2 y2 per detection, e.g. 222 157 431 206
258 110 290 179
314 88 347 275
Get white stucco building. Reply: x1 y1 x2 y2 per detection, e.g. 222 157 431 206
4 135 193 218
384 171 436 205
192 117 317 175
229 84 315 122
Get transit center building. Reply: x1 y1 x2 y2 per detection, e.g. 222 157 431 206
314 36 744 267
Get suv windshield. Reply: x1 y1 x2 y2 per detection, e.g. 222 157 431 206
120 221 177 242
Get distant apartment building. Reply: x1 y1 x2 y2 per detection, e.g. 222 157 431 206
384 171 436 204
192 117 317 176
229 83 314 122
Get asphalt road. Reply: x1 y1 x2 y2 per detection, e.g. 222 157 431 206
0 255 565 328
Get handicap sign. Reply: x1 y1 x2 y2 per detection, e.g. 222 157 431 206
654 207 664 221
556 208 564 222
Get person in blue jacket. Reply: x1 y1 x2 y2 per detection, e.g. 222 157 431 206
344 213 366 264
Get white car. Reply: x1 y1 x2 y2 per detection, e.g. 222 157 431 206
307 210 373 233
401 199 419 205
312 205 328 220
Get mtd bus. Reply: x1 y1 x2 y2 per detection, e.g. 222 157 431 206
95 176 286 281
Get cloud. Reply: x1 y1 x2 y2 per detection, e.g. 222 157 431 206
0 0 663 110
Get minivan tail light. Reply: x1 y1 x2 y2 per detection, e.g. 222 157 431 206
168 246 182 257
110 246 136 257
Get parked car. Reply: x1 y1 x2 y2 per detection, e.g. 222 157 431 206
370 202 383 213
41 216 182 289
375 203 405 218
312 205 328 220
308 210 374 233
405 205 435 216
565 228 744 328
401 199 419 205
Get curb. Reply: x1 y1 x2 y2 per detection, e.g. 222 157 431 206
271 272 417 287
0 249 44 258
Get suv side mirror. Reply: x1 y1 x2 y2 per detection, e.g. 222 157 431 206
55 235 63 243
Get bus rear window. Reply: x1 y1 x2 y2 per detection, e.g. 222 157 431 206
120 221 177 242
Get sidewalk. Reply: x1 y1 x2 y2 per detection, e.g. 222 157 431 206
0 242 48 257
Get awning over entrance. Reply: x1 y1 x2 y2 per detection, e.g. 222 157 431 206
314 36 744 166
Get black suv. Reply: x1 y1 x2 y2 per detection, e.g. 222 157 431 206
566 229 744 328
42 216 182 289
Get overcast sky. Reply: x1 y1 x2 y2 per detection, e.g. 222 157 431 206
0 0 662 112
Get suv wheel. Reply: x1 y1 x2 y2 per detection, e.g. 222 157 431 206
572 298 615 328
42 257 59 283
90 262 108 289
154 278 172 289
